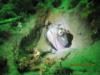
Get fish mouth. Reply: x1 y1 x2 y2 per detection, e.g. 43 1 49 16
57 35 69 47
56 32 73 50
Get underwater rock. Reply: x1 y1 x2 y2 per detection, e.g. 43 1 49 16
17 57 30 73
44 57 56 67
19 24 42 50
19 13 47 50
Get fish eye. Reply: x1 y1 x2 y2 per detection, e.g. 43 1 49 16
58 29 63 36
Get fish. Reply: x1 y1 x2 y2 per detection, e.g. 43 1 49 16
46 24 73 51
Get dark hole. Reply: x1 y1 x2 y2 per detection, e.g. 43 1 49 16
52 0 61 8
0 31 11 40
0 57 8 75
66 32 73 47
0 31 11 45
